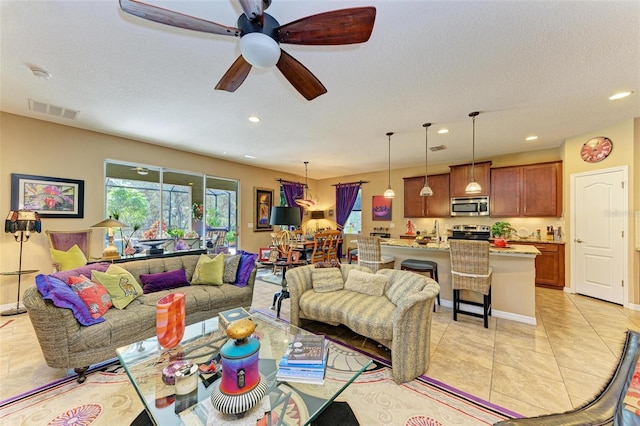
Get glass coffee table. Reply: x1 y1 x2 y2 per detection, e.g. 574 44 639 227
116 311 370 425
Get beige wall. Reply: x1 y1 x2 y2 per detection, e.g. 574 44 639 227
562 119 637 304
0 112 303 305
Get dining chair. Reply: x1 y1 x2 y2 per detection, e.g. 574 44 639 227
45 229 93 271
355 235 395 272
449 239 492 328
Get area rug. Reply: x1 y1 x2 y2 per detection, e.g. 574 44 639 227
256 270 285 287
0 322 520 426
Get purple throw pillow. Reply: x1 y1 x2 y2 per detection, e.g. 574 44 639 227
35 274 105 326
235 252 258 287
140 269 190 294
52 262 110 284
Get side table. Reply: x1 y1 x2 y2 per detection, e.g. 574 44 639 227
1 269 39 316
270 261 307 318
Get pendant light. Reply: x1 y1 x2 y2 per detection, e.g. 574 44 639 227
465 111 482 194
420 123 433 197
295 161 316 208
383 132 395 198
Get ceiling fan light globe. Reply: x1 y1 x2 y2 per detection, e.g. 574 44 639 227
240 33 281 68
465 181 482 194
420 185 433 197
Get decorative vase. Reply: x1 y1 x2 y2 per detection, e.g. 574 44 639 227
156 293 186 349
494 238 507 248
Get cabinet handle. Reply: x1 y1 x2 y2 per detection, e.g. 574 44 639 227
574 239 583 243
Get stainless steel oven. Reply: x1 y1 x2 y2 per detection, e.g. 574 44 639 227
450 196 489 216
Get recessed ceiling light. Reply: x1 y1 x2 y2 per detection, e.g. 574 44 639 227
248 116 260 123
525 136 538 141
609 91 633 100
244 154 256 159
437 128 449 134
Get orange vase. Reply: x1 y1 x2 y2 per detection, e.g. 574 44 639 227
156 293 186 349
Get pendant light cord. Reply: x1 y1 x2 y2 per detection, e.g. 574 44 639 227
386 132 393 187
423 123 431 183
469 111 479 181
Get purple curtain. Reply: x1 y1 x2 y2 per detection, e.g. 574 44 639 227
281 181 305 221
335 183 361 231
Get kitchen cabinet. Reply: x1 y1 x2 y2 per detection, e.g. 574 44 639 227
516 241 565 289
403 173 450 218
490 161 562 217
449 161 491 197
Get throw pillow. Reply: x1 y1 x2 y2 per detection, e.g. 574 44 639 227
312 267 344 293
235 251 258 287
49 244 87 271
92 265 143 309
52 262 110 284
223 254 242 283
191 254 224 285
140 269 190 294
35 274 104 326
344 269 388 297
314 260 341 269
67 275 112 318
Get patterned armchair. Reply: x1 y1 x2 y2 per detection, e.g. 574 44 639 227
45 229 93 271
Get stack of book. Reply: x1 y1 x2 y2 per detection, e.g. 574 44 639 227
276 334 328 384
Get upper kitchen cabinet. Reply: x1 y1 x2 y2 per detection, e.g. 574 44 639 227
403 173 450 218
491 161 563 217
449 161 491 197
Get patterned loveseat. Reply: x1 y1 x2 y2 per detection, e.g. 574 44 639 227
286 263 439 384
23 253 256 382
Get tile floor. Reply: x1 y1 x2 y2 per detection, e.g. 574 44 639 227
1 270 639 419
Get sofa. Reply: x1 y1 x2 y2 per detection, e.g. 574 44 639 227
23 253 257 382
285 263 440 384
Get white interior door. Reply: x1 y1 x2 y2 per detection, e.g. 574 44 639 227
572 167 627 304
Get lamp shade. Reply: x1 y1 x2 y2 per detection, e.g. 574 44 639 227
91 217 128 229
269 207 301 227
5 210 41 234
310 210 325 220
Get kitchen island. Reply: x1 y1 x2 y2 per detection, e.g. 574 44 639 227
380 239 540 325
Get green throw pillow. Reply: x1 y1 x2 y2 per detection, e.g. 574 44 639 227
92 265 143 309
50 244 87 271
191 254 224 285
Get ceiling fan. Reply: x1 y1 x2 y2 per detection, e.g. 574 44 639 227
119 0 376 100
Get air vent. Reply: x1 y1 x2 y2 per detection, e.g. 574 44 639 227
430 145 446 152
28 99 79 120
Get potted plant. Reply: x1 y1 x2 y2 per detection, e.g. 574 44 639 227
491 221 514 248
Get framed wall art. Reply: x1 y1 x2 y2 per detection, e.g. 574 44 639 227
11 173 85 218
372 195 392 221
254 187 274 232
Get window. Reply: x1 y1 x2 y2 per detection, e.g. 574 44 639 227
343 189 362 234
104 161 238 250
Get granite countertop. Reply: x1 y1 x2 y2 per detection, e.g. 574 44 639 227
380 239 541 256
505 238 565 245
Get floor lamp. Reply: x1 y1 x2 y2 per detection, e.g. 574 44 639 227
3 210 41 316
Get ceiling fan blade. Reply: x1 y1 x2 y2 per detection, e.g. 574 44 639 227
215 56 252 92
239 0 263 24
276 50 327 101
120 0 240 37
277 7 376 45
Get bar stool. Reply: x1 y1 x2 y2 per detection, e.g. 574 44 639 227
400 259 441 311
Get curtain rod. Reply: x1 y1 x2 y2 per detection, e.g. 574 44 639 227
331 180 370 187
276 178 304 185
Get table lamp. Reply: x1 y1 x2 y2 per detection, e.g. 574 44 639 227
91 216 128 260
269 206 301 229
4 209 41 316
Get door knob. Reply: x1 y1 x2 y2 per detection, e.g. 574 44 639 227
574 239 583 243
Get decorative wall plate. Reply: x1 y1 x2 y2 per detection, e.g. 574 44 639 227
580 137 613 163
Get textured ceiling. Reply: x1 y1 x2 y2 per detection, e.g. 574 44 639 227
1 0 639 179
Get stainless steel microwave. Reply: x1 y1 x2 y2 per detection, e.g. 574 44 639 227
450 196 490 216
